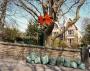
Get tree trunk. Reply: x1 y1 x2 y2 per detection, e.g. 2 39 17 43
43 0 57 48
44 23 54 47
0 0 8 40
0 0 8 30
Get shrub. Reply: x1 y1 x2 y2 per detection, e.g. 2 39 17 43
23 37 38 45
2 27 20 42
59 41 68 48
53 38 67 48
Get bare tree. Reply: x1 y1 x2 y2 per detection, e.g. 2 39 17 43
17 0 85 47
81 18 90 45
0 0 8 30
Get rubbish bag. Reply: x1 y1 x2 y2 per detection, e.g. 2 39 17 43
64 59 71 67
78 63 85 70
30 52 37 60
41 55 49 64
26 56 32 63
31 60 35 64
75 59 81 66
49 57 57 65
59 56 65 66
26 52 38 64
56 57 61 65
35 56 41 64
70 61 77 68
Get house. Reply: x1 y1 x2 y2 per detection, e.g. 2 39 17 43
64 25 82 47
52 22 60 37
52 22 82 47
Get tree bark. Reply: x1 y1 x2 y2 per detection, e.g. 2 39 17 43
0 0 8 30
0 0 8 41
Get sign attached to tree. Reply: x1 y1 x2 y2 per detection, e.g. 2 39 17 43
38 13 53 26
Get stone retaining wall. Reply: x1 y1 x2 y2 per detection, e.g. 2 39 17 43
0 42 81 60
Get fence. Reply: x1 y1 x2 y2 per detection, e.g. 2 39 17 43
0 42 89 68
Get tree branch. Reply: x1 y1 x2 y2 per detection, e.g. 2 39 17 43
22 6 37 20
57 0 65 12
27 1 41 15
62 0 79 16
19 0 38 17
53 0 85 41
14 2 37 20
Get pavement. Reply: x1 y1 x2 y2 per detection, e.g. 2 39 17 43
0 58 89 71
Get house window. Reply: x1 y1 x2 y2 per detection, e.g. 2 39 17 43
68 30 74 35
68 39 72 45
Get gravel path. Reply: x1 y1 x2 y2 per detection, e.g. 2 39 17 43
0 59 88 71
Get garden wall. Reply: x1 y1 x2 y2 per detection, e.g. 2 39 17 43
0 42 81 60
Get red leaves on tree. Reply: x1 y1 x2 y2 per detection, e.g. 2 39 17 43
38 13 53 26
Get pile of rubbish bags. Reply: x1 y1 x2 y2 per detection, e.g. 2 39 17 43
26 52 85 70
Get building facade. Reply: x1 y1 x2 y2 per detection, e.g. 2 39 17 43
52 22 82 47
64 25 82 47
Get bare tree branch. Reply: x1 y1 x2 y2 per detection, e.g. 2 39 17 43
22 5 37 20
19 0 38 17
57 0 64 8
53 0 85 41
56 0 65 13
27 0 41 15
62 0 79 16
14 2 37 20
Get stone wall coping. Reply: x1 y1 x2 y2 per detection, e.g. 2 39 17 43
0 41 81 52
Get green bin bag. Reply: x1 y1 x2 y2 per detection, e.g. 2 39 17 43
41 55 49 64
26 56 32 63
75 59 81 66
56 57 61 65
64 59 71 67
30 52 37 61
35 56 41 64
78 63 85 70
59 56 65 66
26 52 38 64
31 60 35 64
49 57 57 65
70 61 77 68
